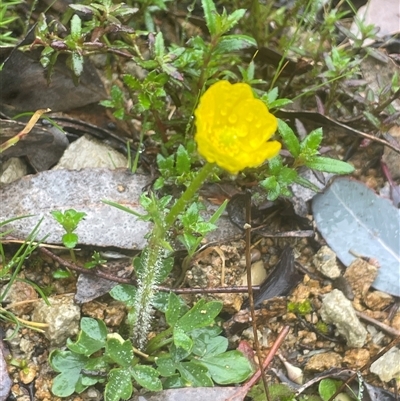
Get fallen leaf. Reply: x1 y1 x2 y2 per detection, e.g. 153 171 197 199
312 177 400 296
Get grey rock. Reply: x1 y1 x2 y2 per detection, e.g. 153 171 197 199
53 134 128 170
32 294 80 347
320 289 367 347
0 157 28 184
313 245 341 279
370 347 400 382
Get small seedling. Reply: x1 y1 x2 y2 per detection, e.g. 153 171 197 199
51 209 86 263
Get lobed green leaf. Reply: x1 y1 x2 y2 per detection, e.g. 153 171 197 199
131 365 163 391
67 318 107 356
105 368 133 401
106 338 134 367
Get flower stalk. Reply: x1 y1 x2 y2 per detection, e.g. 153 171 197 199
132 236 165 348
165 162 215 228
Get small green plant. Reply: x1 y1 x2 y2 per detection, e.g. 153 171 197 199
51 209 87 263
287 300 313 316
33 0 139 81
83 251 107 269
0 0 23 47
50 294 253 400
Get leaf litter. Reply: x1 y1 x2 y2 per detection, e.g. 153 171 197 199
312 177 400 296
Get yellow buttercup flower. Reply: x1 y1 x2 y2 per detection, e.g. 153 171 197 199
194 80 281 174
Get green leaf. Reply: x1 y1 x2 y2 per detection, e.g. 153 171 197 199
208 199 228 225
182 202 200 226
260 176 280 201
300 128 323 152
50 350 88 397
70 52 84 77
201 0 217 35
51 209 86 232
194 222 217 234
198 350 253 384
67 318 107 356
319 378 342 401
154 31 165 58
305 156 354 174
157 153 175 175
106 338 134 367
294 175 320 192
53 269 71 279
131 365 162 391
102 200 144 219
170 342 191 362
267 155 283 174
278 167 297 184
156 355 177 377
70 15 82 42
173 328 193 352
266 87 278 103
178 232 199 253
363 111 381 129
68 4 94 15
166 292 184 327
175 299 222 332
178 361 213 387
110 284 137 306
157 256 174 283
176 145 191 174
123 74 141 90
225 9 247 29
192 333 228 357
110 84 125 105
277 119 300 157
105 368 133 401
138 92 151 110
62 232 78 248
76 374 100 392
268 98 292 109
50 210 64 225
153 176 164 190
152 291 172 313
214 34 256 54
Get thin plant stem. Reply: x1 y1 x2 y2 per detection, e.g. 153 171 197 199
164 162 215 228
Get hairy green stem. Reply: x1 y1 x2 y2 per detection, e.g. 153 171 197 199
132 162 216 349
165 162 215 228
132 235 165 348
